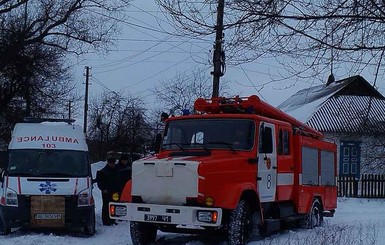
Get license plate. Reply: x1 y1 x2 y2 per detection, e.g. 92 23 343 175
144 214 171 223
35 213 62 220
115 206 127 216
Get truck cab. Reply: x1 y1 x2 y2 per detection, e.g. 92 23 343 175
0 118 95 235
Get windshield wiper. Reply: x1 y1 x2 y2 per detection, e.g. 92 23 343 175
33 172 78 177
191 143 211 153
206 141 236 152
162 143 185 151
7 171 33 176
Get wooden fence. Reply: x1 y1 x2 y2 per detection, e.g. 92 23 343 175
337 174 385 198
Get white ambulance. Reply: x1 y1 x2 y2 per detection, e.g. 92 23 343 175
0 118 95 235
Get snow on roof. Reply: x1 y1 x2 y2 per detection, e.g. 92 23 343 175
278 75 385 133
277 79 349 122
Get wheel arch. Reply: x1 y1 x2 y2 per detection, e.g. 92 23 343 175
311 195 324 212
216 182 257 209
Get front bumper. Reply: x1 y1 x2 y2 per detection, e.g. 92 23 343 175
109 202 222 227
0 195 94 229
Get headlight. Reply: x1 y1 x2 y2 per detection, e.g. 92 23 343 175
197 211 218 223
78 189 91 207
110 204 127 217
6 188 18 207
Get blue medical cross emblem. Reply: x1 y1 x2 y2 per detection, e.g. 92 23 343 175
39 181 58 194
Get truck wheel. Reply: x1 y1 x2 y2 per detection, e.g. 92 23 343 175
305 199 323 229
228 199 259 245
130 221 157 245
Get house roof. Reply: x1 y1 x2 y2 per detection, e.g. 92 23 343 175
278 75 385 133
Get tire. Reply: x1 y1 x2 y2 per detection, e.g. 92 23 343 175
84 212 96 236
304 199 323 229
2 226 11 235
0 217 10 235
130 221 157 245
228 199 260 245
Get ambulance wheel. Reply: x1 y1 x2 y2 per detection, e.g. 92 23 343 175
130 221 157 245
84 214 96 236
0 218 10 235
228 199 259 245
305 199 323 229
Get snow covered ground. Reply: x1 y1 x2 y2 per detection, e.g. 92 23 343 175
3 162 385 245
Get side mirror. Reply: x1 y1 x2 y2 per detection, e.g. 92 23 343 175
154 133 162 154
0 169 5 182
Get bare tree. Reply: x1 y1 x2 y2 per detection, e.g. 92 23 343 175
0 0 29 15
87 90 152 160
153 68 229 113
1 0 131 67
156 1 385 80
0 0 132 146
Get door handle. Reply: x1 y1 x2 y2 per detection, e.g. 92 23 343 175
272 166 277 170
257 177 262 181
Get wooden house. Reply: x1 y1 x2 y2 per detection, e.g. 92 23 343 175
278 75 385 177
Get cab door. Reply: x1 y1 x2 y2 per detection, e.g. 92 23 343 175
257 122 277 202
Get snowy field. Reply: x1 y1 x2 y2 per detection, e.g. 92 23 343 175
2 162 385 245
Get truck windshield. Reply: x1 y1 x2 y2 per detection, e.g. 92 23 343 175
162 119 255 151
7 149 90 177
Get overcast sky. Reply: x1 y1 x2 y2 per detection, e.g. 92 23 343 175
71 0 385 119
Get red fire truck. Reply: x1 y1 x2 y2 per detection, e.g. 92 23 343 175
109 95 337 245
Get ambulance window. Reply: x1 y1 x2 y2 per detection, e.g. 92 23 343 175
278 129 290 155
7 149 89 177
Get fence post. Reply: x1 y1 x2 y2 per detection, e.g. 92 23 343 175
369 174 374 198
362 174 367 198
353 176 358 197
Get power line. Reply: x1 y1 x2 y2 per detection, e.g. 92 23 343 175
240 65 267 101
120 55 200 91
91 76 116 93
111 38 210 43
134 66 213 99
85 6 211 70
94 37 195 73
86 8 172 36
93 35 174 70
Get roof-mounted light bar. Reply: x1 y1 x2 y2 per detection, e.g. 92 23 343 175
194 95 323 139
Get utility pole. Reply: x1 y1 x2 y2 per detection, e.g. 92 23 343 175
211 0 225 98
83 66 91 135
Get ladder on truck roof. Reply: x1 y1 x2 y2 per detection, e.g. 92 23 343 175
194 95 323 139
23 117 75 124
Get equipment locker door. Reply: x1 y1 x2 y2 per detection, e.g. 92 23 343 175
257 122 277 202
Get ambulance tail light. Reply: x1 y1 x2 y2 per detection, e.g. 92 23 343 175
5 188 18 207
78 189 91 207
